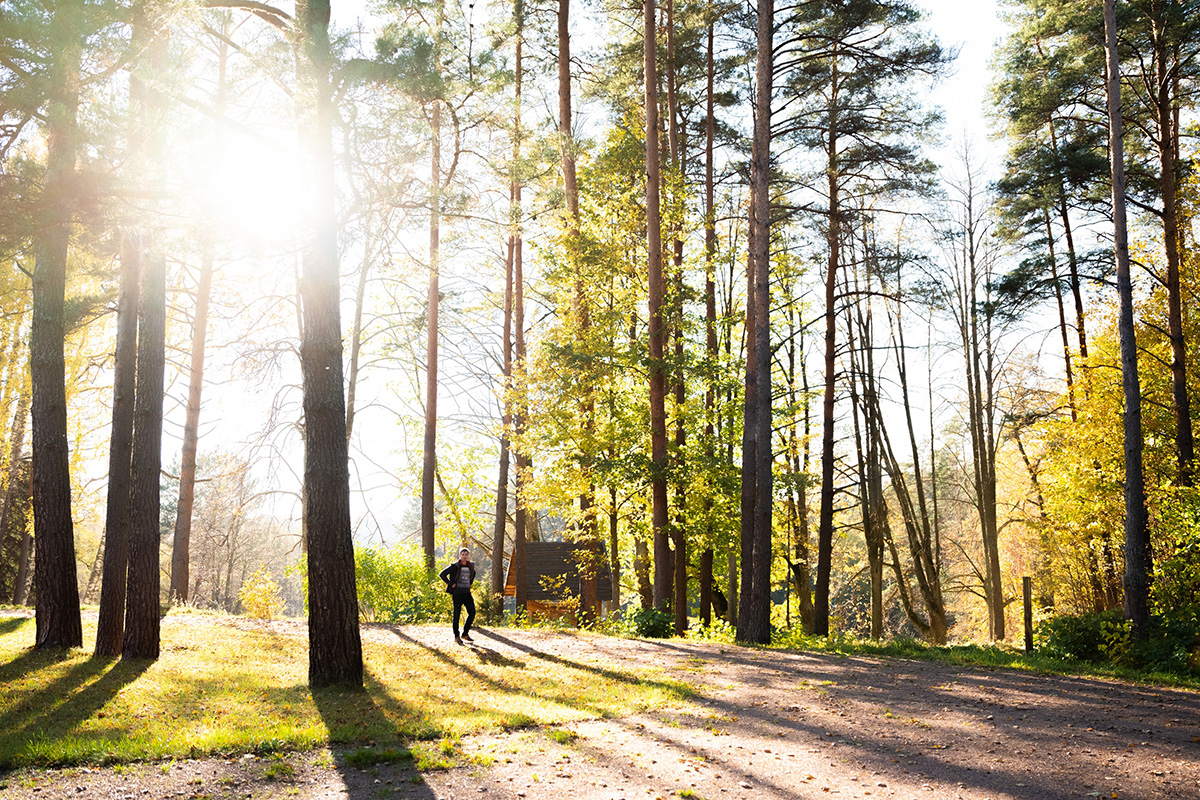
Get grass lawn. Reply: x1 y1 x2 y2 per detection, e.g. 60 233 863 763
0 612 690 770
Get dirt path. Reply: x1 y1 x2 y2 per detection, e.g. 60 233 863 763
4 625 1199 800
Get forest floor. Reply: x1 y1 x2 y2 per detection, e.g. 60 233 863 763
3 617 1200 800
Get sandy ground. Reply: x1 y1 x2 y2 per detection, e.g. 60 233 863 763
3 623 1199 800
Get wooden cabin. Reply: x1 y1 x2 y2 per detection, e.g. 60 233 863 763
503 541 612 623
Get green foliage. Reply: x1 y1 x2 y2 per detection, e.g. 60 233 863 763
627 607 674 639
354 544 450 624
1036 610 1123 663
237 567 284 620
1151 487 1200 625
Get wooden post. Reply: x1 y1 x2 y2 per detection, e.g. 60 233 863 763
1023 576 1033 654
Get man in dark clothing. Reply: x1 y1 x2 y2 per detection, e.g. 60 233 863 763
439 548 476 644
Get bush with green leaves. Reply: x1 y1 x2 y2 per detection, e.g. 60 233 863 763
355 544 451 623
1035 609 1123 663
626 607 673 638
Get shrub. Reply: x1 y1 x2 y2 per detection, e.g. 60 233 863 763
355 544 450 624
629 607 674 638
238 567 284 620
1036 609 1123 663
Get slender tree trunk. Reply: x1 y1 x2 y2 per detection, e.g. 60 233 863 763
95 230 140 656
646 0 670 612
1103 0 1149 632
493 11 522 609
0 392 29 603
421 94 442 572
513 132 529 612
815 51 840 637
701 17 717 631
170 257 212 604
297 0 363 687
1153 24 1193 485
12 468 33 605
32 1 84 650
1043 208 1076 420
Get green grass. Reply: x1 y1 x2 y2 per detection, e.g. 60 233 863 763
0 612 690 770
767 630 1200 689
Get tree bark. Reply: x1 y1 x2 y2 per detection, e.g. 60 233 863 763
1102 0 1149 632
95 229 139 657
646 0 670 613
740 0 773 645
1152 16 1193 485
814 49 840 638
421 93 442 572
32 0 84 650
122 248 166 661
296 0 363 687
493 11 522 609
0 392 29 603
170 257 212 604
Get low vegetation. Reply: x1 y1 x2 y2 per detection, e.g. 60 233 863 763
0 612 690 770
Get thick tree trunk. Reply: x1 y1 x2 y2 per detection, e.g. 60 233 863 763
297 0 363 687
32 1 83 650
646 0 670 613
740 0 773 645
1103 0 1149 632
95 230 140 657
122 249 166 661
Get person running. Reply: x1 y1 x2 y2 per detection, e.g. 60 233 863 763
439 548 476 645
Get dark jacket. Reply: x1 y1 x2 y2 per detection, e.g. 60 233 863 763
440 560 476 593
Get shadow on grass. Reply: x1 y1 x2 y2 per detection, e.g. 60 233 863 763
0 651 150 768
312 667 439 800
477 629 694 697
0 616 29 637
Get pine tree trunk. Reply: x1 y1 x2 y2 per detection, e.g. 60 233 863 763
1103 0 1149 632
32 1 83 650
814 54 840 637
1154 30 1193 485
742 0 774 645
297 0 363 687
122 249 166 661
0 392 29 603
170 257 212 604
493 12 521 607
645 0 670 613
421 94 441 572
95 230 139 657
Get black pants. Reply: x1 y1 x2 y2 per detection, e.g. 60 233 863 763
452 590 475 637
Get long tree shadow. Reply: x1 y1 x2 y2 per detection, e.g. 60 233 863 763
0 615 29 637
311 667 439 800
476 629 694 696
0 650 150 768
